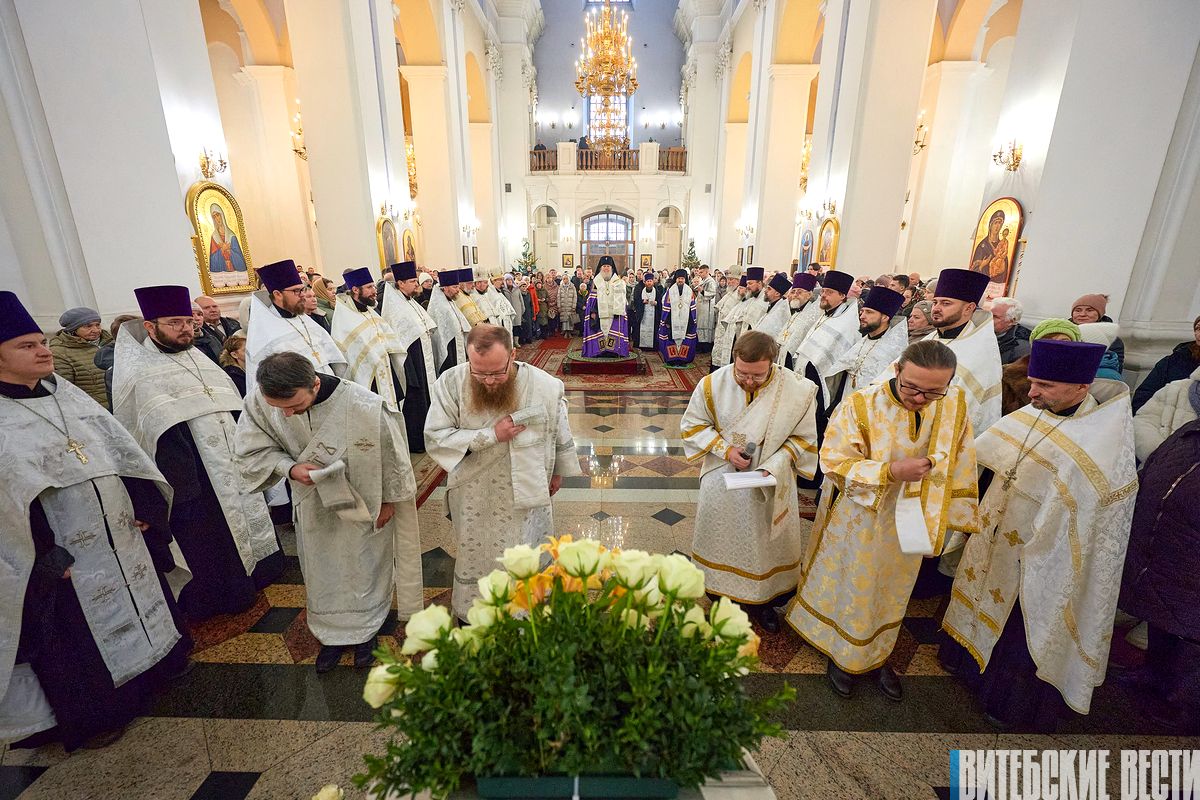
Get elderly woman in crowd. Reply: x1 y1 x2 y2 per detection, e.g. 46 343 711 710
1070 292 1125 372
48 306 112 407
907 300 935 344
1132 314 1200 413
219 331 249 398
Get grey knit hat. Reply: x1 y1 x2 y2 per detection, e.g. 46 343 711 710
58 307 101 332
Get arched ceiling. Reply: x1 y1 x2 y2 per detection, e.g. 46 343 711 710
727 53 753 123
393 0 442 65
220 0 291 66
775 0 822 65
465 53 489 123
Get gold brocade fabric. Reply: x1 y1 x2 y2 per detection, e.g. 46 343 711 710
786 381 979 673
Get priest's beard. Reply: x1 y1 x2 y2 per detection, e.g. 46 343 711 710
468 368 519 415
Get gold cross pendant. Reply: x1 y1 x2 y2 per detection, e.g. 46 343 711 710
1001 465 1018 491
203 386 215 399
66 438 89 464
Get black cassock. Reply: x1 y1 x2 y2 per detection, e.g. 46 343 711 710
401 339 431 453
154 423 283 621
18 477 192 751
629 285 664 350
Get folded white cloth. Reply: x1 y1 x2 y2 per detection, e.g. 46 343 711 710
309 460 374 523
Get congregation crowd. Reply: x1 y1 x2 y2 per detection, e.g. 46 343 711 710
1 251 1198 756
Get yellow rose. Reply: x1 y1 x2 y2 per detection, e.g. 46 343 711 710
737 630 761 659
466 599 500 629
557 538 607 578
400 604 452 654
681 605 712 639
657 553 706 599
362 664 401 708
477 569 515 605
610 548 654 588
312 785 344 800
709 597 753 641
421 649 439 671
498 544 542 579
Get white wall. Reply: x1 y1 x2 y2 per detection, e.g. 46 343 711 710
533 0 684 146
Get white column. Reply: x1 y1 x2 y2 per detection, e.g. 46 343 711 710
900 61 992 273
403 65 467 268
233 66 320 267
805 0 936 271
5 0 198 318
493 41 535 269
470 122 500 268
752 64 819 269
285 0 401 273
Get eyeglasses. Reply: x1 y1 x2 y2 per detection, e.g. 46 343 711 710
156 319 194 330
469 354 514 381
733 368 770 385
281 287 309 296
896 376 948 399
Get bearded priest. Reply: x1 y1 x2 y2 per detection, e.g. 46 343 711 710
940 339 1137 730
826 285 909 409
425 324 581 619
775 272 821 370
379 261 438 453
0 292 191 751
657 269 699 367
427 269 473 374
682 331 819 633
582 256 631 358
235 352 423 672
750 272 794 340
786 340 979 701
112 285 281 621
330 267 408 414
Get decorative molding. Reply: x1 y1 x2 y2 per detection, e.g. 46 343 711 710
448 0 465 13
714 36 733 79
679 57 697 108
485 40 502 80
752 0 768 10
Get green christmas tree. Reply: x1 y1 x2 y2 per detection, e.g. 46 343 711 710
515 239 538 275
682 239 701 271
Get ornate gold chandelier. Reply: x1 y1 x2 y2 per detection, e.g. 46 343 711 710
575 0 638 152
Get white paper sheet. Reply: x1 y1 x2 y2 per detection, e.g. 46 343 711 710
894 489 933 555
723 471 778 490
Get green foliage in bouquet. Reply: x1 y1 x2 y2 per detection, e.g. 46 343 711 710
354 536 794 800
681 240 700 272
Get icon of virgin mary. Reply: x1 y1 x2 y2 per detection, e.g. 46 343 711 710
208 204 248 274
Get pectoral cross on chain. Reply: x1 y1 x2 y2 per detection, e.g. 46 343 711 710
1001 465 1018 491
66 438 89 464
203 386 215 399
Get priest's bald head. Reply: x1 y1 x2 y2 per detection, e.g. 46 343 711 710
466 324 518 414
257 351 321 415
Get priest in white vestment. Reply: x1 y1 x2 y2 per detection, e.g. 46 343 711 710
739 267 769 331
750 272 794 340
775 273 821 368
330 267 409 414
711 276 751 370
790 271 861 410
582 257 631 357
379 261 438 452
473 267 517 335
0 292 191 751
454 268 488 330
244 259 346 399
424 324 581 619
786 340 979 701
235 352 423 673
427 269 474 374
682 331 819 633
631 273 664 350
826 286 909 410
113 285 280 621
940 340 1138 725
693 265 718 353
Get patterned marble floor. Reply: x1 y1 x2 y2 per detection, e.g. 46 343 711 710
0 345 1186 799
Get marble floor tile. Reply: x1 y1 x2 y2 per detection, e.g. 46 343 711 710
193 632 296 665
203 719 346 773
243 721 395 800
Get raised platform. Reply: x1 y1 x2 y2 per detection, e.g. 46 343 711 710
561 343 647 375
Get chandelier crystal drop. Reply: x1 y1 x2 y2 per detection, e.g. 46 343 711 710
575 0 638 153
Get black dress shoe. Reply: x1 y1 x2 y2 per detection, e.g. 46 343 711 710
877 664 903 702
826 659 855 698
354 636 378 669
751 605 780 634
315 644 344 673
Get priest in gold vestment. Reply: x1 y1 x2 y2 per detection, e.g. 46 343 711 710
940 340 1137 729
681 331 819 633
786 340 979 700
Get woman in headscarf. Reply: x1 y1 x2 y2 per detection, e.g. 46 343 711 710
310 276 338 318
906 300 934 344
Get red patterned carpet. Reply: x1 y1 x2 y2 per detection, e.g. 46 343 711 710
517 334 708 393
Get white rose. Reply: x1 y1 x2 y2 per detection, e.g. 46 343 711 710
466 599 500 629
657 553 706 599
557 538 607 578
709 597 753 641
477 569 515 605
362 664 401 708
421 649 439 671
400 604 453 654
452 626 483 654
680 605 712 639
619 608 651 630
312 785 344 800
610 549 654 588
498 544 541 579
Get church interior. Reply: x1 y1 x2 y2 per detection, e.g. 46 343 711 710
2 0 1200 798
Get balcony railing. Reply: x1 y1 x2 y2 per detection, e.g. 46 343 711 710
528 143 686 175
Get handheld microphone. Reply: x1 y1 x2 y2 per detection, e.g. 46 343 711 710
739 441 757 470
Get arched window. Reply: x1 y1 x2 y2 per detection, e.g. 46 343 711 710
581 211 634 274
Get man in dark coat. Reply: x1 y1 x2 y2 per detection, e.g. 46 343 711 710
1131 316 1200 412
1118 417 1200 732
629 273 664 350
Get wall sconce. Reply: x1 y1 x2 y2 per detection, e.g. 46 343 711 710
735 220 755 238
379 201 397 219
461 219 480 237
291 105 308 161
795 209 813 224
993 140 1022 171
913 111 929 155
564 109 578 130
399 199 418 221
198 149 227 179
821 199 838 217
799 136 812 192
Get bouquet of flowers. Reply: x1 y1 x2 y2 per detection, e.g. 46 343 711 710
353 536 793 799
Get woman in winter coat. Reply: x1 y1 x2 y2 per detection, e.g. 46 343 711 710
1118 418 1200 732
1132 315 1200 413
48 307 112 407
1133 365 1200 462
